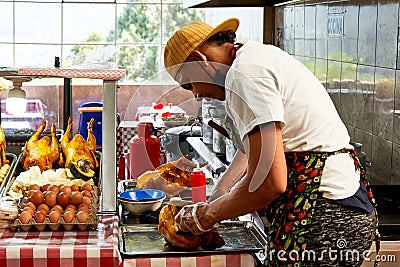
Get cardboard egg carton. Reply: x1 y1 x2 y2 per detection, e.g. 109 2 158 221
10 185 100 231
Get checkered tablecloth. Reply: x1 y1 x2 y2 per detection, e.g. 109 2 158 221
0 215 121 267
123 253 257 267
116 121 138 160
18 68 126 81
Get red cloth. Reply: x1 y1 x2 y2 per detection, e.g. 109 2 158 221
0 215 121 267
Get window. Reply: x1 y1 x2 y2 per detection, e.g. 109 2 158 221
0 1 263 134
0 1 263 84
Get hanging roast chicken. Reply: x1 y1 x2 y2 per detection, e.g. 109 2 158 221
60 117 99 180
20 118 60 172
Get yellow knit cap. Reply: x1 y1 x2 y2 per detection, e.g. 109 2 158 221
164 18 239 80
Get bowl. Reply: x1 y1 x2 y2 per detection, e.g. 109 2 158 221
119 197 165 215
118 189 166 202
118 189 166 215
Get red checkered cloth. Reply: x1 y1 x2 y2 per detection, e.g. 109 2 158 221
123 253 257 267
18 68 126 81
0 215 121 267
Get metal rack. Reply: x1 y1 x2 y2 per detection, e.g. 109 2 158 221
0 68 125 214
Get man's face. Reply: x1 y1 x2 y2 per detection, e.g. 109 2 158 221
175 61 226 101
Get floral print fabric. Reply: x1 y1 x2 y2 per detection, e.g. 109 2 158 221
261 149 379 267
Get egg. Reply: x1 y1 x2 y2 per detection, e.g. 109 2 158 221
80 182 92 192
70 184 80 191
44 191 57 207
31 190 44 206
28 184 40 191
63 210 75 223
65 204 76 212
82 196 91 206
57 192 70 207
82 190 91 198
60 186 72 197
78 203 90 213
25 202 36 212
41 184 51 192
19 210 32 224
50 204 63 214
71 191 83 206
34 210 46 223
22 206 34 216
48 210 61 223
76 210 89 223
26 190 34 199
48 185 60 194
37 203 50 215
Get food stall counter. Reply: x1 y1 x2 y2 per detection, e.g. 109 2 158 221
0 215 121 267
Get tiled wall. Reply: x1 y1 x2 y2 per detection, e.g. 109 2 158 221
274 0 400 185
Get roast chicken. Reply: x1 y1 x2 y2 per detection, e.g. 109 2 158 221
158 203 225 250
136 156 207 197
60 117 99 172
20 118 60 172
0 124 9 167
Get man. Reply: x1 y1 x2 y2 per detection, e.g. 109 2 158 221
164 18 378 266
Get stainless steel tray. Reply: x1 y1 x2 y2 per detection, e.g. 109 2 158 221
0 153 18 196
119 220 267 258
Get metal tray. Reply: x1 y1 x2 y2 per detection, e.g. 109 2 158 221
119 220 267 258
0 153 18 196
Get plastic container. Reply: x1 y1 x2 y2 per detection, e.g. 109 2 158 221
77 102 103 146
191 165 206 203
129 122 161 179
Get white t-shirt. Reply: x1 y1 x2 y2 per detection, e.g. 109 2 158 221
225 40 359 200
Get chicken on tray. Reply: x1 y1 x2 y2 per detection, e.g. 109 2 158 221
60 117 99 180
158 199 225 250
135 156 207 198
19 118 60 172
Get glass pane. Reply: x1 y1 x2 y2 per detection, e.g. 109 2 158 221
0 2 13 43
118 45 160 83
63 3 115 44
0 44 13 67
15 2 61 44
205 7 263 42
116 4 161 44
162 4 205 44
15 44 61 68
62 44 117 69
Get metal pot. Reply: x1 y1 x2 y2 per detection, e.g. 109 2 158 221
159 125 202 162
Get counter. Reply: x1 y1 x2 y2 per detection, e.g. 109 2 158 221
0 215 121 267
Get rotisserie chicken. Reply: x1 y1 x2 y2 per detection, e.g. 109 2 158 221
60 117 99 174
135 156 207 197
19 118 60 172
0 124 9 167
158 203 225 250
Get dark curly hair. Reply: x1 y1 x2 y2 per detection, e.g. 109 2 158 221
204 30 236 46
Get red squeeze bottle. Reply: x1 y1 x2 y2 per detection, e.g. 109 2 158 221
129 122 161 178
191 164 206 203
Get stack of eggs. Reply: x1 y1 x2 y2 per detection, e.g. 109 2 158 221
118 189 166 215
18 182 94 229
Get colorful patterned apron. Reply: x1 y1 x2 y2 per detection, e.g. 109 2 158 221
258 149 380 267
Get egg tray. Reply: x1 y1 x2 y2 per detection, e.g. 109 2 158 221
10 185 100 231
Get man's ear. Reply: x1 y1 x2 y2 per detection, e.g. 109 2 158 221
191 50 209 66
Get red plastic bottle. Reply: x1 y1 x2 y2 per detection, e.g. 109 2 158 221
191 165 206 203
129 122 161 179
